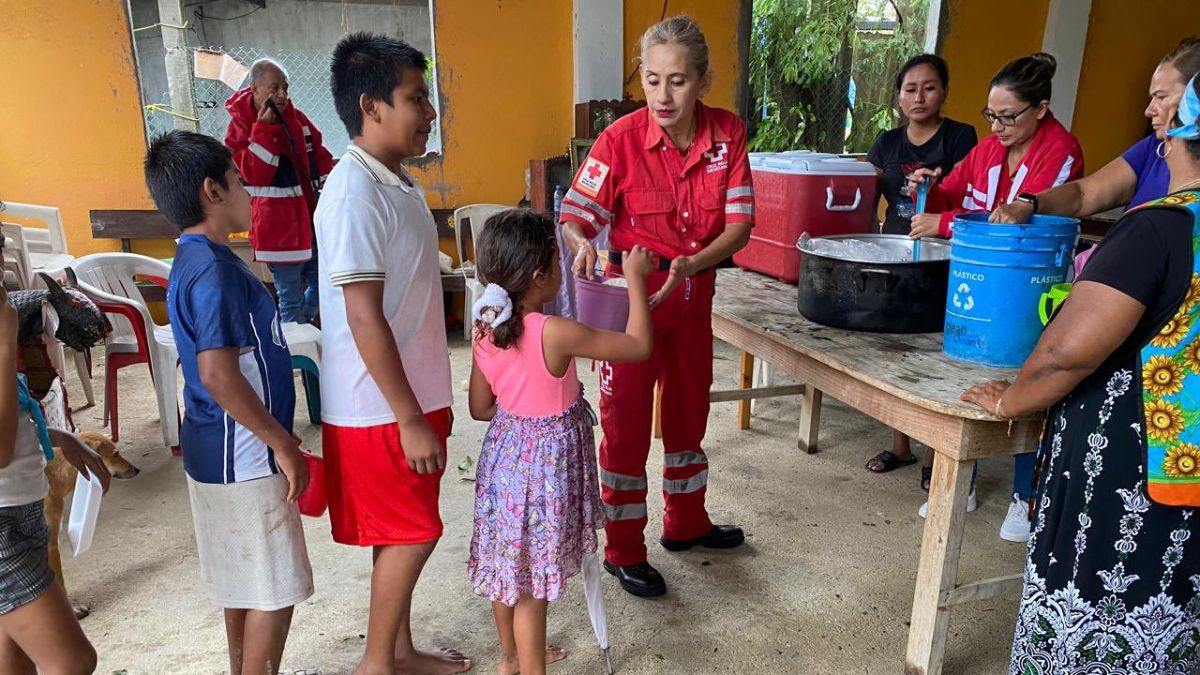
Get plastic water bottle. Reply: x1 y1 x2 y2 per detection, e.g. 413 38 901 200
552 184 563 218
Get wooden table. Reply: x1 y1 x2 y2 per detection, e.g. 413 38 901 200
711 269 1041 675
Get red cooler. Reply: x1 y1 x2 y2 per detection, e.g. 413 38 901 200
734 152 878 283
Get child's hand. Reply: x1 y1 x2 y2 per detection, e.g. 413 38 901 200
54 431 112 495
623 246 654 279
273 435 310 502
399 416 444 475
0 287 16 348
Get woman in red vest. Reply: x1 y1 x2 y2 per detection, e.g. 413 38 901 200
910 52 1085 545
910 53 1085 239
558 16 754 598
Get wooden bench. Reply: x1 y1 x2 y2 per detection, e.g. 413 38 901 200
89 209 467 299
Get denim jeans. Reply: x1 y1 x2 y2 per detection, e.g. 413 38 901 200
970 452 1036 500
1012 451 1036 501
268 256 319 324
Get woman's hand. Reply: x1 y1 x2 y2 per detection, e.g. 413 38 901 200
990 200 1035 224
649 255 695 309
961 380 1013 418
906 166 942 196
909 213 942 240
572 241 599 280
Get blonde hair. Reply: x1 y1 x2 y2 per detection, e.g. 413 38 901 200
639 15 709 77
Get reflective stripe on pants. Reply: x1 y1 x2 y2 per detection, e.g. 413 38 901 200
599 268 715 566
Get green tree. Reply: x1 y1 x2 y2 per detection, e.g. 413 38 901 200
750 0 928 154
750 0 857 153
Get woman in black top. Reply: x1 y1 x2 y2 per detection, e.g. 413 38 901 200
865 55 977 478
960 76 1200 671
868 55 978 234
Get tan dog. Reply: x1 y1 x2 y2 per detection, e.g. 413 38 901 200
43 431 140 618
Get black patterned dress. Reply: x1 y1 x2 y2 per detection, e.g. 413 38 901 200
1010 200 1200 674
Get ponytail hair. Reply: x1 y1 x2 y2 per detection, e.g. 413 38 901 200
472 209 558 349
990 52 1057 105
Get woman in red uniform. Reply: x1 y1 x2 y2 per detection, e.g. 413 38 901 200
908 52 1085 544
559 15 754 598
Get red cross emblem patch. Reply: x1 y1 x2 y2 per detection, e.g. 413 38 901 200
575 158 610 198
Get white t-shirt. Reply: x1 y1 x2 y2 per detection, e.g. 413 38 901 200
0 411 49 508
314 144 453 427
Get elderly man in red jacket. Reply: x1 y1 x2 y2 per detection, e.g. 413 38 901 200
225 58 334 324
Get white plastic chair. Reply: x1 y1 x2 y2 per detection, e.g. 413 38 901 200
0 202 74 274
281 322 322 424
452 204 507 340
70 253 179 450
2 223 32 289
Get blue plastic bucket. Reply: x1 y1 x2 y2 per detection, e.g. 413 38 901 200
943 214 1079 368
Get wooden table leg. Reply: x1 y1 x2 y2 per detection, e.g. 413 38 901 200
798 386 822 453
905 454 972 675
738 351 754 430
653 383 663 439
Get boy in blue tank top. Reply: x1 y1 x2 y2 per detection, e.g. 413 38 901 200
145 130 313 675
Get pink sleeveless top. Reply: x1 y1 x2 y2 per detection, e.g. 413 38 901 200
474 313 581 417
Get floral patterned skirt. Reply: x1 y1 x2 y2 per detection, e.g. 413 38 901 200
467 396 605 607
1011 364 1200 674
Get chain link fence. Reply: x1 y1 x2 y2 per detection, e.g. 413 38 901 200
143 47 351 154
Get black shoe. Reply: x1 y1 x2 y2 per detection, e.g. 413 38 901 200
660 524 746 552
603 559 667 597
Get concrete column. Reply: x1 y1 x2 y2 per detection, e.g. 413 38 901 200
158 0 198 131
1041 0 1092 130
573 0 623 104
924 0 944 55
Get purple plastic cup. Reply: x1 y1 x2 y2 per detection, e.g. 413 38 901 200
575 276 630 332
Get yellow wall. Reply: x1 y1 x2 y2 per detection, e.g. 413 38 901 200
1071 0 1196 168
0 0 741 259
0 0 153 258
411 1 574 210
938 0 1051 140
622 1 743 112
939 0 1196 172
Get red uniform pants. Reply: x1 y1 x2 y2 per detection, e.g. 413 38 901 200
599 268 715 566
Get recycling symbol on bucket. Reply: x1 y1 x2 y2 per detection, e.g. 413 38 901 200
953 283 975 311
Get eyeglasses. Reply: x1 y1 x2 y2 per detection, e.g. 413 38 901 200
981 103 1034 127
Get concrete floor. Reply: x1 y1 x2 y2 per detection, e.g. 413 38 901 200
58 337 1026 674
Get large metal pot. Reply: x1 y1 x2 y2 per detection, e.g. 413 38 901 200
796 234 949 333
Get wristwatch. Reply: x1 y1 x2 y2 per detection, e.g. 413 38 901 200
1015 192 1039 214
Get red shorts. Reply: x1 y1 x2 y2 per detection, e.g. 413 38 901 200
322 408 452 546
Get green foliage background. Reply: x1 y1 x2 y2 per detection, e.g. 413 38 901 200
749 0 929 154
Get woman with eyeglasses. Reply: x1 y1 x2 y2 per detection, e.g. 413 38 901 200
908 52 1085 240
990 37 1200 227
907 52 1085 544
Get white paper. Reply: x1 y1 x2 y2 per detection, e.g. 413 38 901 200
193 49 249 90
68 471 103 557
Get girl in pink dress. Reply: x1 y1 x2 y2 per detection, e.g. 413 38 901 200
468 209 652 675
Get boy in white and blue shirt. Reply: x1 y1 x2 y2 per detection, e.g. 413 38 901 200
146 130 312 675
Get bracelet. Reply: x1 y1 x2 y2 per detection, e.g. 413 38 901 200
995 395 1016 437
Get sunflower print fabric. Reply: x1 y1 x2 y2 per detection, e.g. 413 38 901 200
1139 191 1200 506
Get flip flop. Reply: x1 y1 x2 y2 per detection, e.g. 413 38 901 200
866 450 918 474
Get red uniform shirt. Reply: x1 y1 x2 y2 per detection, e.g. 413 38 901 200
560 102 754 260
926 112 1084 237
